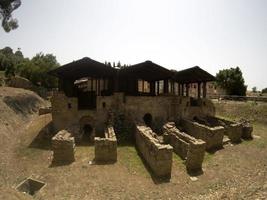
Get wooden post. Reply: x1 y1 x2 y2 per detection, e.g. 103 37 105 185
198 82 201 98
181 84 184 96
164 79 168 94
186 84 189 97
203 82 207 98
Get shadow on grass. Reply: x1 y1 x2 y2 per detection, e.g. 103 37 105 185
49 160 74 168
186 168 204 177
206 146 224 154
28 122 54 150
134 146 171 184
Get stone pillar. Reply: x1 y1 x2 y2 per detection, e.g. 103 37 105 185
198 82 201 98
52 130 75 164
203 82 207 98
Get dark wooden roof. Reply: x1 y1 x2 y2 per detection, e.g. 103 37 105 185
48 57 116 80
119 61 173 81
174 66 215 83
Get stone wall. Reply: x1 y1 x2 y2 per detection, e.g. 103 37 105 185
163 122 206 171
94 126 117 162
211 117 243 143
180 119 224 150
52 130 75 163
39 107 51 115
241 121 253 139
135 125 173 178
51 91 217 141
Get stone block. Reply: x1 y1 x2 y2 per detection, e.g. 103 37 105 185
135 125 173 179
94 126 117 162
52 130 75 163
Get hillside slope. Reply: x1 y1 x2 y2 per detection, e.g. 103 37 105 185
0 87 47 148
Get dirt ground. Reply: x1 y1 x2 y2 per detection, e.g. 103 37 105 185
0 96 267 199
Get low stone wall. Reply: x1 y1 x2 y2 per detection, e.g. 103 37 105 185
135 125 173 178
52 130 75 163
210 117 243 143
94 126 117 162
39 107 52 115
163 122 206 171
180 119 224 150
241 121 253 139
196 116 243 143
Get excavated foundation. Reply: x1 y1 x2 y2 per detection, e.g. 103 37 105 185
163 122 206 172
94 126 117 162
135 125 173 179
198 116 243 143
180 118 225 150
52 130 75 164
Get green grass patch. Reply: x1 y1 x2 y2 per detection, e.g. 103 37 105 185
118 146 149 177
203 152 214 163
172 153 184 165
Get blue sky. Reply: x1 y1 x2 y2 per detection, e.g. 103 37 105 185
0 0 266 90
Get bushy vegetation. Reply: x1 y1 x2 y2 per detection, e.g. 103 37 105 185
216 67 247 96
0 0 21 32
0 46 59 88
262 88 267 93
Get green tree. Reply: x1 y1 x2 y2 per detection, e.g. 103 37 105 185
0 0 21 32
0 46 24 74
216 67 247 96
252 87 257 93
262 88 267 93
19 53 59 88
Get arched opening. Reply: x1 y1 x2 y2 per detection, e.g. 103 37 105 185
143 113 152 126
83 124 93 141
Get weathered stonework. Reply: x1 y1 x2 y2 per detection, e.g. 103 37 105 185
39 107 51 115
211 117 243 143
52 130 75 163
135 125 173 178
94 126 117 162
163 122 206 171
51 92 216 138
194 116 244 143
180 119 224 150
241 121 253 139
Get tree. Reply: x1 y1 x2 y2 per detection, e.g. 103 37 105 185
0 0 21 32
262 88 267 93
19 53 60 88
216 67 247 96
252 87 257 93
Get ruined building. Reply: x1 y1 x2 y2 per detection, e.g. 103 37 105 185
48 57 252 177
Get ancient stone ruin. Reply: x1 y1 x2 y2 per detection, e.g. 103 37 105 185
16 178 46 196
94 126 117 163
135 125 173 178
52 130 75 164
180 118 225 150
46 57 254 179
163 122 206 172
